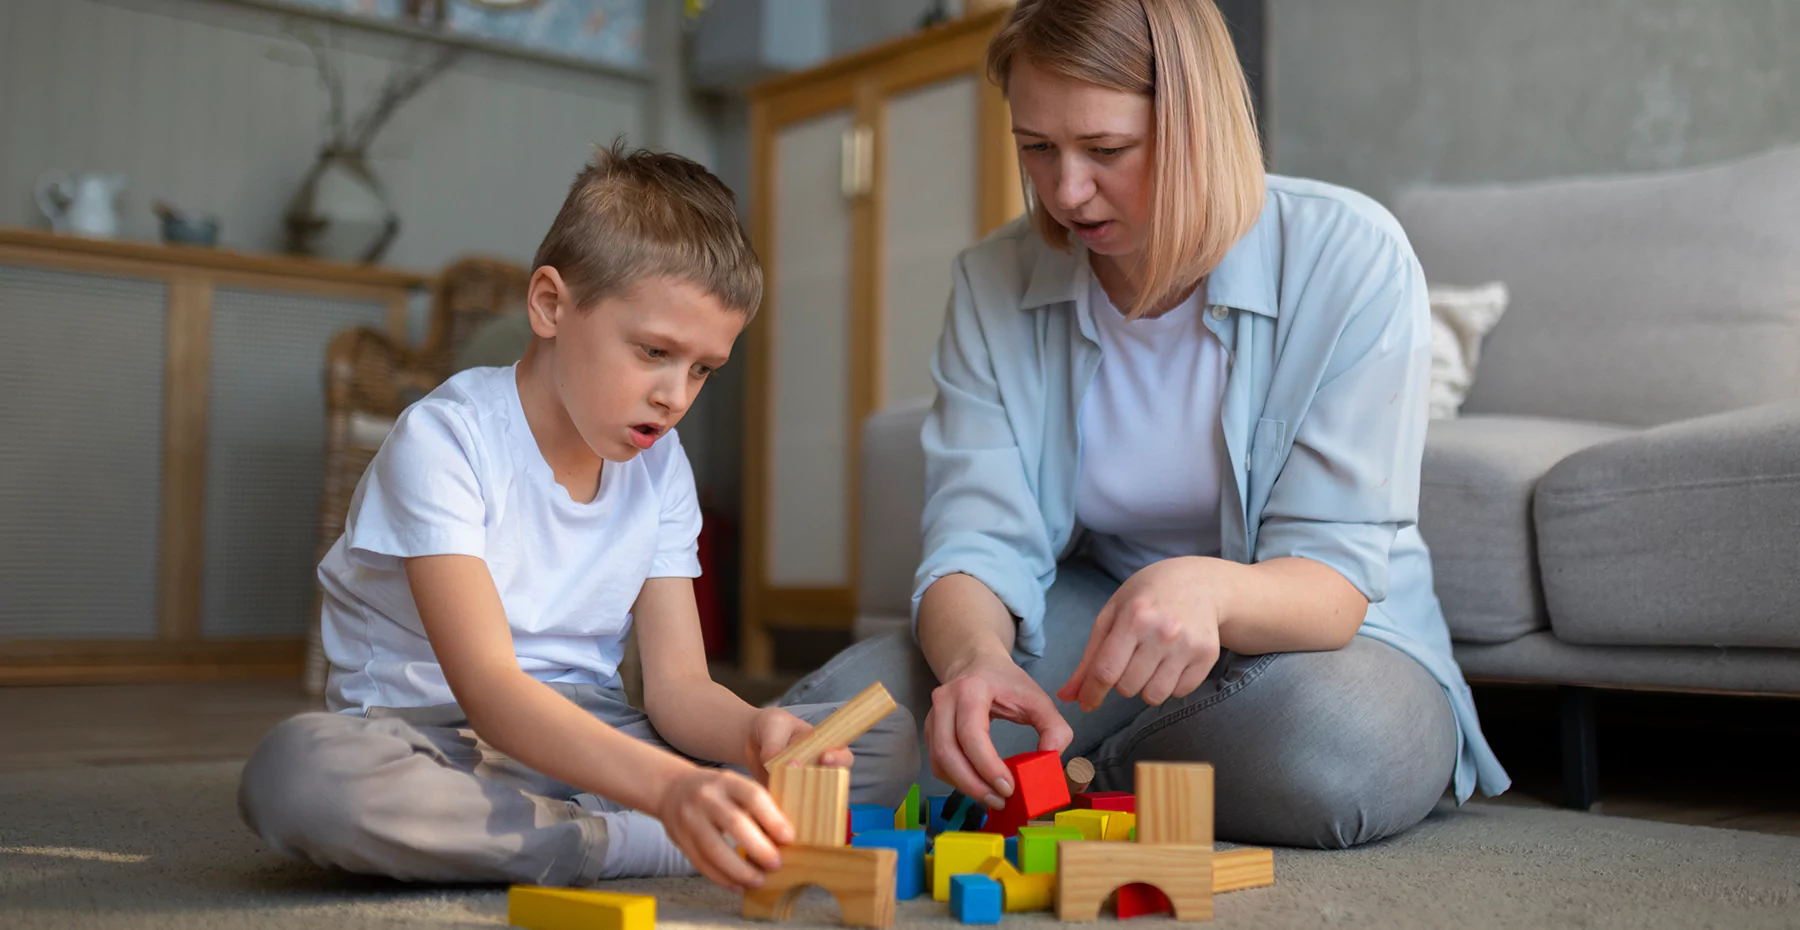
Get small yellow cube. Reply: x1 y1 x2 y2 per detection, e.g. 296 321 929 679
1054 809 1112 841
1102 811 1137 841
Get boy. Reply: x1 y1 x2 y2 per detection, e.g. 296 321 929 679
238 143 916 891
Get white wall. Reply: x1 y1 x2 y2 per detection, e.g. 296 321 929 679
0 0 654 271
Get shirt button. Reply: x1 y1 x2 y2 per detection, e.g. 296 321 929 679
1210 305 1229 321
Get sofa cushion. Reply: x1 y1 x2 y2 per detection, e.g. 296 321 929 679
1421 416 1635 643
856 398 932 625
1454 631 1800 694
1536 401 1800 649
1394 144 1800 428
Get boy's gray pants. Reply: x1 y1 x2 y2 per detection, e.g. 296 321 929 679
237 684 918 886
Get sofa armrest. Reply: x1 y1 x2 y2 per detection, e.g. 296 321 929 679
1536 400 1800 649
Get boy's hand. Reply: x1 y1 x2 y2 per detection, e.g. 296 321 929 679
745 707 854 785
656 766 793 893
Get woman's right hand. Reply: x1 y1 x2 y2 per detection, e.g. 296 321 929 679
655 766 793 893
925 653 1074 809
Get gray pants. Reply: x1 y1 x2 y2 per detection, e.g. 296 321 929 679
238 683 918 885
782 559 1456 849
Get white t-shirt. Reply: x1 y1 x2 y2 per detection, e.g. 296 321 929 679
1074 277 1229 582
317 365 703 714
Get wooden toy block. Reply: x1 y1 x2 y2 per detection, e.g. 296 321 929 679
1134 762 1212 847
849 804 895 836
1064 756 1095 796
977 856 1056 912
508 886 655 930
928 793 985 834
1074 791 1136 813
767 682 897 769
1114 883 1171 920
769 764 850 847
950 874 1003 924
742 845 897 929
924 853 933 888
1015 825 1083 874
1212 847 1274 893
850 829 929 900
1055 841 1213 922
896 784 922 830
983 750 1071 836
930 831 1005 901
1101 811 1137 842
1053 809 1111 841
1004 835 1018 867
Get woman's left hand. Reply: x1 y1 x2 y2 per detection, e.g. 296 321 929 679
1057 557 1228 712
745 707 854 785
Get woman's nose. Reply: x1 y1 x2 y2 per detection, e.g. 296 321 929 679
1051 159 1095 211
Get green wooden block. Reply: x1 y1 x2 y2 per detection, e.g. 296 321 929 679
1015 826 1083 875
896 784 922 830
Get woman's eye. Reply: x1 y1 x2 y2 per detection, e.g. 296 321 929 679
1094 146 1124 157
1021 142 1050 153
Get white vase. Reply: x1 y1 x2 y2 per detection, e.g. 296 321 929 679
285 150 399 264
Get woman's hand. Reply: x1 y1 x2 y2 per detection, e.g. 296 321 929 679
925 652 1073 809
744 707 853 785
655 766 793 893
1058 557 1227 712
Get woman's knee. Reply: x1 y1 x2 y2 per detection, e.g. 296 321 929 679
850 705 921 807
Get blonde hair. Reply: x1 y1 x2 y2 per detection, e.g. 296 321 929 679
533 138 763 318
987 0 1265 318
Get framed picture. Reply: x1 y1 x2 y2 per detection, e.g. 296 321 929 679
273 0 646 71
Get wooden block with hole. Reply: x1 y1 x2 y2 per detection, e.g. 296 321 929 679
1055 842 1212 922
742 845 898 929
769 764 850 847
508 886 655 930
1212 847 1274 892
1134 762 1212 846
767 682 897 768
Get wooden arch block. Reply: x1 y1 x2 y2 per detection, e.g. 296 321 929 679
743 845 899 929
1054 842 1212 922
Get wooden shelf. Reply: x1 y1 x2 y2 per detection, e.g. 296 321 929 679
0 227 430 291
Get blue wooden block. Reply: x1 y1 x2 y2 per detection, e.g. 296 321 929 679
950 874 1002 924
928 792 986 835
850 829 929 900
848 804 895 837
1004 835 1018 867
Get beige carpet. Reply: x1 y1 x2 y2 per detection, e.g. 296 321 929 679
1 761 1797 929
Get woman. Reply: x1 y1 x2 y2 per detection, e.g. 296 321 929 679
785 0 1509 848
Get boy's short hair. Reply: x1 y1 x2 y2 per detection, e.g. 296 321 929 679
532 138 763 318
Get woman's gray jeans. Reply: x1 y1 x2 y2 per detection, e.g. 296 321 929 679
780 558 1457 849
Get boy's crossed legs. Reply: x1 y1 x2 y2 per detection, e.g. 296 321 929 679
238 683 917 886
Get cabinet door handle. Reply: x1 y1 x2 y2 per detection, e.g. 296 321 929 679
840 124 874 199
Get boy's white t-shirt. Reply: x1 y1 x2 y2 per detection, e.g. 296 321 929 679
317 364 703 714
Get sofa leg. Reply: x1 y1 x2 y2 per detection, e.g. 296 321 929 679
1559 686 1600 811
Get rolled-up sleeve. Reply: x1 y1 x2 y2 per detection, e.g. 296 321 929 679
1253 253 1431 605
912 254 1059 656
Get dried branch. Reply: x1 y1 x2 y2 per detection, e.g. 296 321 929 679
289 22 348 149
347 42 462 155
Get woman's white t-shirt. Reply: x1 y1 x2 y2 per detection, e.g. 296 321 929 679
1074 277 1230 582
316 365 703 714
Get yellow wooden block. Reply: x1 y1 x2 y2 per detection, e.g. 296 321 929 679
977 856 1055 912
930 831 1004 901
1053 809 1111 841
768 764 849 847
1100 811 1136 842
508 886 655 930
1213 847 1275 892
1135 762 1212 846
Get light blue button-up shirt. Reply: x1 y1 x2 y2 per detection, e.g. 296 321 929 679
913 174 1510 802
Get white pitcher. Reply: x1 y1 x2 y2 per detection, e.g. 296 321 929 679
36 171 126 238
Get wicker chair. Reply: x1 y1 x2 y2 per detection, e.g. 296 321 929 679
302 257 530 697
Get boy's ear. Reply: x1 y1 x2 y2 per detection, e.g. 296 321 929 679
525 267 570 338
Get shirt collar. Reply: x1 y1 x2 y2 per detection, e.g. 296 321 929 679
1017 200 1279 318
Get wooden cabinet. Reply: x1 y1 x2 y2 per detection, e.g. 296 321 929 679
740 10 1024 673
0 228 424 684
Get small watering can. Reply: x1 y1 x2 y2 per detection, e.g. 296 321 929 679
36 171 126 238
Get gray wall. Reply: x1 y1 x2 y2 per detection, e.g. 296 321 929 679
1269 0 1800 205
0 0 655 271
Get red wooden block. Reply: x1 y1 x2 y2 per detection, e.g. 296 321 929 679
1115 882 1171 919
1074 791 1136 813
982 751 1071 837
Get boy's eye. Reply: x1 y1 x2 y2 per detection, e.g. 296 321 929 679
691 364 714 379
641 345 667 360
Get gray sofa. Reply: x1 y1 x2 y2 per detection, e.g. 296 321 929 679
850 145 1800 807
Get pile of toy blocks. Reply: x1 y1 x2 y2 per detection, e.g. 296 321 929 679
504 683 1273 930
